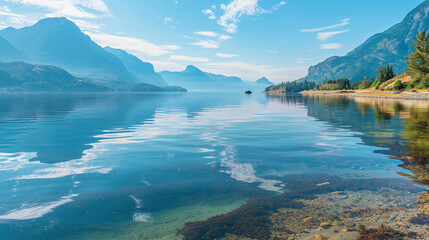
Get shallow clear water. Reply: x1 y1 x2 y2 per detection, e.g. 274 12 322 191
0 93 427 239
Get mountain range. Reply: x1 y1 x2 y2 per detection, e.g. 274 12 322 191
0 61 110 92
2 1 429 92
299 0 429 83
0 18 141 87
0 17 271 92
160 65 273 90
104 46 169 87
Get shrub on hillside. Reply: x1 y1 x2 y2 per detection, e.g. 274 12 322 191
393 79 403 90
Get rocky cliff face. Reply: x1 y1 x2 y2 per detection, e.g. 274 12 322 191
300 0 429 83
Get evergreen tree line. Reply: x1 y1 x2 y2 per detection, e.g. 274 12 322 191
266 78 366 92
266 80 316 92
266 66 394 92
370 65 395 89
317 78 352 90
406 30 429 89
267 30 429 93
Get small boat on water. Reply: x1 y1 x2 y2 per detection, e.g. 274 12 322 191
245 90 252 94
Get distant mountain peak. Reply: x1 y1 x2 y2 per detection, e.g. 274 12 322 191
0 17 138 87
37 17 73 24
256 77 274 85
1 26 16 32
33 17 79 30
184 65 201 72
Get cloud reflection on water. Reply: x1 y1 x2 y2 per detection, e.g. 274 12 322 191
0 98 304 221
0 194 78 221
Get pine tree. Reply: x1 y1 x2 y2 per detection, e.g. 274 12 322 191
406 30 429 88
371 65 395 88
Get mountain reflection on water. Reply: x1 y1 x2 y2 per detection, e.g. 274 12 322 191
0 92 427 240
272 94 429 216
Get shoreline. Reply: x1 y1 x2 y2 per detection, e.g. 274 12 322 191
265 90 429 100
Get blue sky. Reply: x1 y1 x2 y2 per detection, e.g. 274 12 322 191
0 0 425 83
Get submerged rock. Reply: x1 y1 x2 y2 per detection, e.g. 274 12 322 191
314 233 325 240
358 225 416 240
177 174 422 240
409 214 429 225
333 220 344 226
320 222 331 229
417 191 429 216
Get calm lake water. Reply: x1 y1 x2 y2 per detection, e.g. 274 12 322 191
0 92 427 239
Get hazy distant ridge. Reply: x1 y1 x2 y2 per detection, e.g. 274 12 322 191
160 65 273 90
0 17 271 92
0 61 110 92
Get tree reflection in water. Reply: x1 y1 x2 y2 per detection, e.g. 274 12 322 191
269 94 429 216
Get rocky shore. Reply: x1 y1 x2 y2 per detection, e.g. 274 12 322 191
216 186 429 240
299 90 429 100
274 188 429 240
176 174 428 240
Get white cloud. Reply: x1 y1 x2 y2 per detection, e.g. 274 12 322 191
87 32 179 56
272 1 286 11
71 18 104 30
321 43 343 49
0 5 35 26
268 50 279 53
164 17 174 23
217 0 267 33
163 45 181 50
4 0 110 30
216 53 238 58
194 31 218 38
6 0 110 19
189 33 230 50
204 61 284 73
302 18 350 48
0 6 102 31
295 58 310 63
76 0 108 12
301 18 350 32
317 30 349 41
163 17 175 28
218 34 232 41
189 39 219 49
203 9 216 20
168 55 210 62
